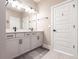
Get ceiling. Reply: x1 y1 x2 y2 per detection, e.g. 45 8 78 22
33 0 40 3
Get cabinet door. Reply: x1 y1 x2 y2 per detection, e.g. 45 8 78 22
31 36 38 49
20 37 30 54
6 38 19 59
37 33 43 47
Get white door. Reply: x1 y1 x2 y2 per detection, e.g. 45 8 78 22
52 0 77 58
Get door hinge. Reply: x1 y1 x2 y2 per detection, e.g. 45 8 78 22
73 25 75 28
73 45 75 48
73 4 75 8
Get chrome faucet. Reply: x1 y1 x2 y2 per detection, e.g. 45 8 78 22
29 28 33 31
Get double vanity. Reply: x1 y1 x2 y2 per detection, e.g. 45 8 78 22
6 0 44 59
6 31 44 59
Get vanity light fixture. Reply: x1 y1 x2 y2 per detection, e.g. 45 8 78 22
6 0 37 13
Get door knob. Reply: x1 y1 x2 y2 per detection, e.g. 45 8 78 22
53 29 56 32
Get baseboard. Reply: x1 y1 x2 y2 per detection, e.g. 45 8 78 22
41 46 49 51
54 49 73 56
42 44 51 50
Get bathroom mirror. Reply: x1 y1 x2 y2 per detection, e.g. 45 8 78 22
6 0 37 32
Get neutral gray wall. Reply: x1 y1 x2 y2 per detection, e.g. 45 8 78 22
0 0 6 59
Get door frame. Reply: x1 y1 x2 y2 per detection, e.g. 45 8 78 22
51 0 78 57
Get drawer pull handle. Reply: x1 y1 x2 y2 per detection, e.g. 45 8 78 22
19 39 22 44
27 34 30 35
37 36 39 40
7 35 13 37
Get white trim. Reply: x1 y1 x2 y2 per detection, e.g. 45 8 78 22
54 49 73 56
51 0 74 8
42 44 51 50
50 4 54 49
50 0 74 50
51 0 77 58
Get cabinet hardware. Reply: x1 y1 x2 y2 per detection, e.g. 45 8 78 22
27 34 30 35
7 35 13 37
37 36 39 40
19 39 22 44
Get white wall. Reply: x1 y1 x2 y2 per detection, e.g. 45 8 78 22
38 0 65 49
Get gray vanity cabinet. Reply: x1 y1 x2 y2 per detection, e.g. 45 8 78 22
36 32 44 47
20 37 30 54
31 35 39 50
30 32 43 50
6 32 43 59
15 33 30 55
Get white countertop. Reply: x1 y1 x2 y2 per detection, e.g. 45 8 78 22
6 29 44 34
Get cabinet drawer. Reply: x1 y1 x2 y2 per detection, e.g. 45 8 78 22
6 34 15 39
25 33 31 37
25 32 37 37
31 32 37 36
16 33 24 38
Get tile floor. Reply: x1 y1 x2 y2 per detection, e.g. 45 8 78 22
41 50 76 59
14 47 49 59
14 47 76 59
